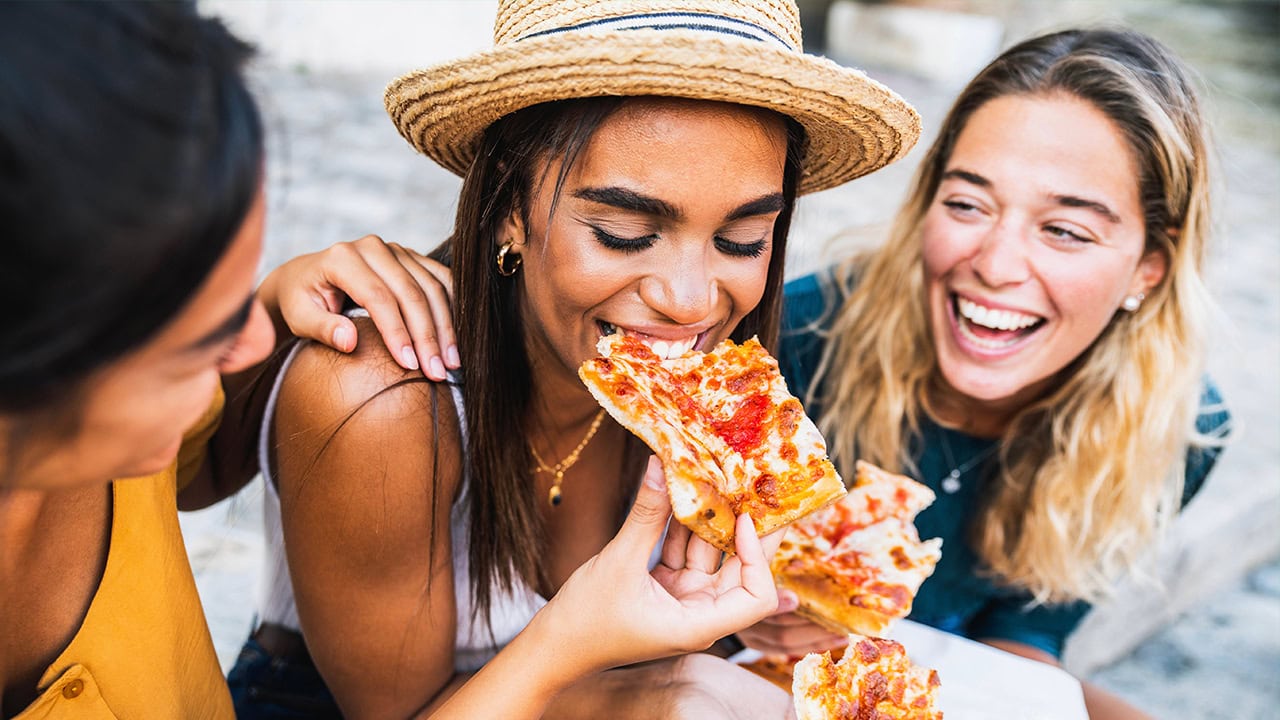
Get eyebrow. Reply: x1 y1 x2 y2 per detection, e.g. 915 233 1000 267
726 193 785 221
573 187 680 219
1053 194 1122 224
572 187 785 222
186 295 254 353
941 168 1121 224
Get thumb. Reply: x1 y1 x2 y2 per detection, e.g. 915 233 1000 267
613 456 673 558
284 292 357 353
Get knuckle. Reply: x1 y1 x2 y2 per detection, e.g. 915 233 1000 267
364 285 394 308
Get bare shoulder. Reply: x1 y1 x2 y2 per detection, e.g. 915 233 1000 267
272 315 463 538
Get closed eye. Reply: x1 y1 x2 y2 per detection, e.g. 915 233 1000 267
715 237 768 258
214 335 244 370
592 227 657 254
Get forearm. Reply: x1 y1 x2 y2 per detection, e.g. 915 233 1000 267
1081 680 1153 720
426 613 646 720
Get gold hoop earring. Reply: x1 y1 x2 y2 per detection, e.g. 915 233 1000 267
496 241 522 276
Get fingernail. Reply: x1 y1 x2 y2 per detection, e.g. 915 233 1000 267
332 325 353 351
777 589 798 613
446 345 461 368
400 346 419 370
429 356 446 380
643 456 665 490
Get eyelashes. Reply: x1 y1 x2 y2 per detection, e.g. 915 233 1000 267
591 227 767 258
592 227 656 254
715 237 767 258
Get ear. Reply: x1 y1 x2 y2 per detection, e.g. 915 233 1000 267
499 204 529 254
1128 246 1168 298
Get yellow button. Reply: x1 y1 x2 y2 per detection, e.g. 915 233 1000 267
62 679 85 699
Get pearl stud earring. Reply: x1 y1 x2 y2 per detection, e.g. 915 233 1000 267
1122 292 1145 312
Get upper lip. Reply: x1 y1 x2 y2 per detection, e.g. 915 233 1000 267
601 320 721 342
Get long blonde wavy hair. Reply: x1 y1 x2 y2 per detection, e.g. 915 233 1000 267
811 28 1223 603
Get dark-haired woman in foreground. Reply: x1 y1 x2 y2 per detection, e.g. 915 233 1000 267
0 4 793 718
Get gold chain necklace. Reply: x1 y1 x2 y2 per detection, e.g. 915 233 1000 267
531 409 607 507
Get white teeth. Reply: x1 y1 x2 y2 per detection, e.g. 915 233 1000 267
645 335 698 360
957 297 1040 331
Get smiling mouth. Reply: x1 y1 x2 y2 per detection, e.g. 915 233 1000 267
952 295 1046 350
598 321 707 360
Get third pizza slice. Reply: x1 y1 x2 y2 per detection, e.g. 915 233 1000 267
579 333 845 552
792 634 942 720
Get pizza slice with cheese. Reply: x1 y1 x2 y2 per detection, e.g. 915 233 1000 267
579 333 844 552
792 634 942 720
773 460 942 637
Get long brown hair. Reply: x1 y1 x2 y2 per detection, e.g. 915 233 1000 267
434 96 805 626
813 28 1222 602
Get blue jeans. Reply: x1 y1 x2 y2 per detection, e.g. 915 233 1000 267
227 635 342 719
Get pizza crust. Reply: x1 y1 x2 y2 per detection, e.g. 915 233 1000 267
774 567 899 637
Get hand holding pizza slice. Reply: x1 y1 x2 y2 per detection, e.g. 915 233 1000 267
578 333 845 553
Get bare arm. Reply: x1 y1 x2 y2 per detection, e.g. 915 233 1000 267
980 638 1153 720
276 323 463 719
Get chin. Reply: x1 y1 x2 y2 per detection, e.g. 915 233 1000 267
937 359 1024 405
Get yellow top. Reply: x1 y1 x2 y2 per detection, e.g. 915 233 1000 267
15 390 234 720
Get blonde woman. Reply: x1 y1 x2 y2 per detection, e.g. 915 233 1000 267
756 27 1230 719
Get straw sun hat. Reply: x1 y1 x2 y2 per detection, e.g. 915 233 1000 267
385 0 921 195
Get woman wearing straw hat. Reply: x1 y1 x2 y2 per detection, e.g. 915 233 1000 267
228 0 918 718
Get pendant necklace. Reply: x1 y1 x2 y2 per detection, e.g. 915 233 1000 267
531 409 607 507
937 431 997 494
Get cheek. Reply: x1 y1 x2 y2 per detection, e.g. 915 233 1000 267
920 213 963 283
730 257 771 313
1040 261 1129 327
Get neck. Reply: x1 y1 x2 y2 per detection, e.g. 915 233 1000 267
926 375 1043 439
0 487 51 575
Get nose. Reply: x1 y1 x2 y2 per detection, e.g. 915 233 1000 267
970 217 1031 288
638 250 716 325
218 299 276 374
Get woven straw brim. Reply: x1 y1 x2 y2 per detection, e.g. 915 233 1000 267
385 30 921 195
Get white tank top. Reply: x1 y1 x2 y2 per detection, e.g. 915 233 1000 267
254 321 547 673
